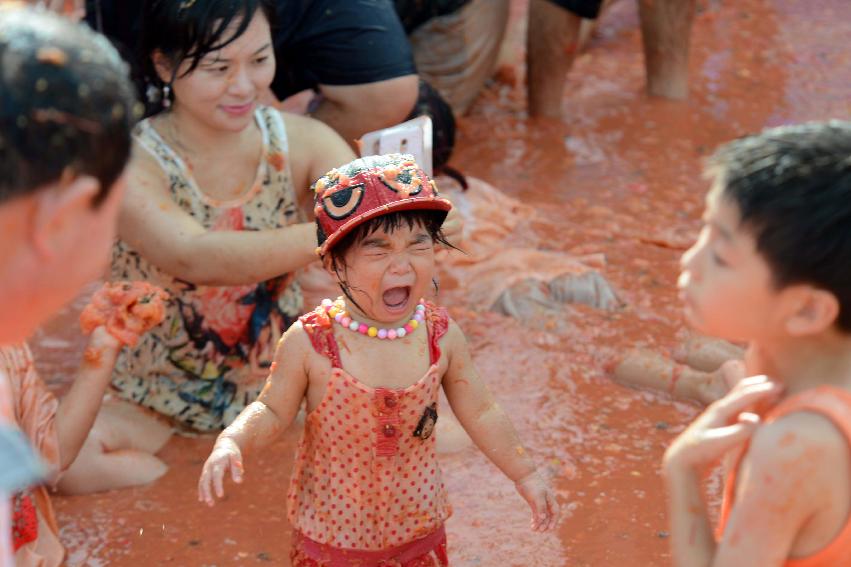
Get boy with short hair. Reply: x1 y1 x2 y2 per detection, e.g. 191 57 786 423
0 6 139 565
665 121 851 566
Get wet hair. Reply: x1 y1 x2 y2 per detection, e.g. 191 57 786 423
0 7 138 206
140 0 275 113
326 210 455 311
708 120 851 332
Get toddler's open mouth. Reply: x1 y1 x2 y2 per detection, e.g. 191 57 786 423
382 286 411 311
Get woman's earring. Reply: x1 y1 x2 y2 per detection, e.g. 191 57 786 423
162 84 172 109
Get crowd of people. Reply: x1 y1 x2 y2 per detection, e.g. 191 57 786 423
2 1 850 566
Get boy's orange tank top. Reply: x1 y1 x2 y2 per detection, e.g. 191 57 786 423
718 386 851 566
286 301 452 551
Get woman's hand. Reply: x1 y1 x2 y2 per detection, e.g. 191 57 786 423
664 375 784 471
515 469 560 532
198 436 244 506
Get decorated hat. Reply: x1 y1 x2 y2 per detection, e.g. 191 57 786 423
313 154 452 256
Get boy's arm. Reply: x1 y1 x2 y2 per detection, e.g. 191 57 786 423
664 378 834 567
441 321 557 530
198 322 310 505
711 413 842 566
54 327 121 470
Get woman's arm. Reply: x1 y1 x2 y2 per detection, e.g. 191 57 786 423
282 112 357 216
119 148 318 286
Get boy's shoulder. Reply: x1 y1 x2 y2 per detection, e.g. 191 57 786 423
744 392 851 485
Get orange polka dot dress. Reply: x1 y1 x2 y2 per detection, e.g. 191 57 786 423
287 302 452 559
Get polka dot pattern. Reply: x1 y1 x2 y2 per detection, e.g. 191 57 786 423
287 303 451 550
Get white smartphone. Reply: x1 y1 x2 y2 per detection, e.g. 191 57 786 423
358 115 434 177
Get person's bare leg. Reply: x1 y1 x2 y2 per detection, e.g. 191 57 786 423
526 0 582 119
57 400 172 494
311 75 420 149
611 349 728 404
58 442 168 494
675 336 744 373
638 0 696 99
106 399 172 451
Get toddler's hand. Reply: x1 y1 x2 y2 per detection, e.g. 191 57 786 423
81 325 122 368
198 437 244 507
88 325 121 352
515 470 559 532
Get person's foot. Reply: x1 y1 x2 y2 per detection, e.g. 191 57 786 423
674 336 744 373
694 359 745 404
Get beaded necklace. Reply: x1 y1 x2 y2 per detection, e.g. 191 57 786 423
322 298 425 340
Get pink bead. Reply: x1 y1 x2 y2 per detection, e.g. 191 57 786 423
335 313 344 323
341 316 352 327
321 298 333 307
358 324 368 334
404 324 413 333
377 329 388 339
387 329 397 340
414 313 425 322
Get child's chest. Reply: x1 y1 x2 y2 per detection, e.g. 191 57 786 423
333 329 441 389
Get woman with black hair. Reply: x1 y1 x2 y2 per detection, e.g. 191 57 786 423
58 0 357 494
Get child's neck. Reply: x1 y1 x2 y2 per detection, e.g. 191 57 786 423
342 299 419 330
750 331 851 395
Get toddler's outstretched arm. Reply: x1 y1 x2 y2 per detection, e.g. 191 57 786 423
198 322 310 506
441 321 559 532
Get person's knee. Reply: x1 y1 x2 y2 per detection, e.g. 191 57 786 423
58 449 168 495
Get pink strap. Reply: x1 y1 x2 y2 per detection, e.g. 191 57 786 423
425 302 449 366
301 302 448 369
299 307 342 368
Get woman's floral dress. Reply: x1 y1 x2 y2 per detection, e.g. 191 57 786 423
110 106 304 431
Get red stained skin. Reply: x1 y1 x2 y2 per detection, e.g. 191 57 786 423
31 0 851 564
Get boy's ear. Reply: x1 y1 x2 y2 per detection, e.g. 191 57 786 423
784 286 840 336
31 174 100 258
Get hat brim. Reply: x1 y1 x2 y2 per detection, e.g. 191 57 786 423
319 197 453 256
